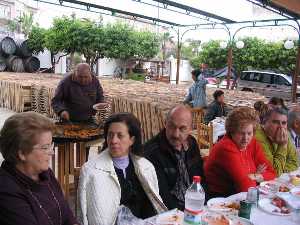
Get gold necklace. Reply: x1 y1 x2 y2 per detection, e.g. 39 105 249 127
28 184 62 225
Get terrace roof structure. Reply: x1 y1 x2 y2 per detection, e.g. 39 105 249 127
32 0 300 101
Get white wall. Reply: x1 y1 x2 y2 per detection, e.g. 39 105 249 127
97 58 121 76
169 58 193 84
34 50 66 74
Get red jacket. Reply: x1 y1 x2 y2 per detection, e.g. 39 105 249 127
205 135 276 197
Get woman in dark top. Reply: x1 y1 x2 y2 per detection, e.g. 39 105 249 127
78 113 166 225
0 112 79 225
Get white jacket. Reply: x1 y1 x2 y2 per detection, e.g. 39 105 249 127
78 149 167 225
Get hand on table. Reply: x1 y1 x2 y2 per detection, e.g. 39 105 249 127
248 173 264 183
256 163 267 174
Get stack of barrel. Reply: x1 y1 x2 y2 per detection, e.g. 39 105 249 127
0 36 40 73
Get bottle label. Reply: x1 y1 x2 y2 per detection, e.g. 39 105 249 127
183 208 203 225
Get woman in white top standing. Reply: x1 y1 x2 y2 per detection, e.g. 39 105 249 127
78 112 166 225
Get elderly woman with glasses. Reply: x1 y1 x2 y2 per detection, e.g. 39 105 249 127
78 113 166 225
0 112 79 225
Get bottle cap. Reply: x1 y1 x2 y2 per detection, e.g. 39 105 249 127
193 176 201 183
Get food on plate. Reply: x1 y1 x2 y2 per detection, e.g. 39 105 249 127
278 185 290 192
202 215 230 225
156 210 183 225
290 175 300 186
55 124 102 139
271 197 291 214
259 182 278 194
226 202 240 210
209 201 240 210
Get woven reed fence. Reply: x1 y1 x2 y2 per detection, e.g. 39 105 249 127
0 72 267 141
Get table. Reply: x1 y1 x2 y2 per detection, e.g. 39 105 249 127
145 168 300 225
53 122 103 199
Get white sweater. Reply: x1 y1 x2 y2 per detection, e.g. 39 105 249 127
78 149 166 225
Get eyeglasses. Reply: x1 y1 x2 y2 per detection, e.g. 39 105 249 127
32 143 54 153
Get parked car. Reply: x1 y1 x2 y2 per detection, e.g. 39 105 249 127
205 75 235 89
237 70 300 99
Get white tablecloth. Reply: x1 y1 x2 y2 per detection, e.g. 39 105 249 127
212 119 226 143
250 207 298 225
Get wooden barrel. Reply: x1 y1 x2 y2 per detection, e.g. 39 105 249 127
23 56 40 73
0 54 6 71
6 55 25 72
0 36 16 56
15 39 32 57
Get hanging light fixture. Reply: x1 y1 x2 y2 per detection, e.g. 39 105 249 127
236 40 245 49
284 40 294 50
220 41 227 49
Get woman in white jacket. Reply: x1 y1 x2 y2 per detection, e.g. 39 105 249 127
78 112 167 225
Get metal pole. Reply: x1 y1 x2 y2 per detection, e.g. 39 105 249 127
292 38 300 102
176 29 181 84
226 46 233 89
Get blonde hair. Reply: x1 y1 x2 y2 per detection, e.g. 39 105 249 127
225 107 258 137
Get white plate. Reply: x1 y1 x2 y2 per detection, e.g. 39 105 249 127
290 187 300 198
154 209 183 225
259 181 291 194
202 212 253 225
207 197 234 212
258 198 291 216
227 192 247 202
92 103 108 110
277 192 300 209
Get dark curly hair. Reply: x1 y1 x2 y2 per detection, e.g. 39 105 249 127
101 112 143 156
191 69 201 79
213 90 224 100
225 107 258 137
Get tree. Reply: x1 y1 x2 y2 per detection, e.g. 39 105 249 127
191 37 297 76
27 26 47 54
7 12 35 38
161 32 175 60
104 23 160 75
191 40 227 69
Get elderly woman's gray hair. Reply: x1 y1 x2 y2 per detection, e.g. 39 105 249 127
0 112 54 164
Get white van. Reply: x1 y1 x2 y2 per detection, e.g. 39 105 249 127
237 70 300 99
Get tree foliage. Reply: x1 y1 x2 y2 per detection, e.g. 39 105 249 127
27 26 47 54
191 37 297 75
27 17 160 71
7 12 35 38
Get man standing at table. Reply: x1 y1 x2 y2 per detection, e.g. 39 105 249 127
52 63 106 122
255 107 299 176
144 105 206 210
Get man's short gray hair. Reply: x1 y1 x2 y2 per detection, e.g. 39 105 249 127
263 107 287 124
288 110 300 129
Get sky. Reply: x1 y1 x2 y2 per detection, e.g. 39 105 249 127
22 0 299 42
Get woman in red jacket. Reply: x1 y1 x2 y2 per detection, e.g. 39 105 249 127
205 107 276 198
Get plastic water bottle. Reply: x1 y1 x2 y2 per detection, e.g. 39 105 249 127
183 176 205 225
